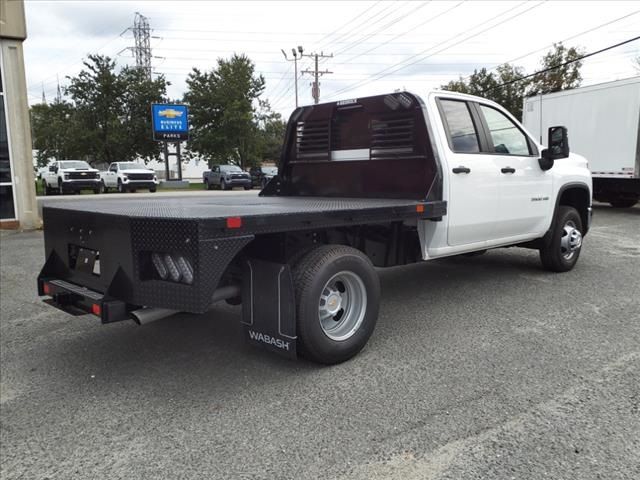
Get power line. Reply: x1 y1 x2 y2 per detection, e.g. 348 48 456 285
326 0 544 100
454 9 640 85
332 1 431 57
338 1 464 64
483 34 640 93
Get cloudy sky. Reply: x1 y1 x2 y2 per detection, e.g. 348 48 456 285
23 0 640 117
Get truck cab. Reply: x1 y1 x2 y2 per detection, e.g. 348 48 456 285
422 91 591 258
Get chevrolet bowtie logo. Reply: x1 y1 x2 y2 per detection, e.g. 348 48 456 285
158 108 184 119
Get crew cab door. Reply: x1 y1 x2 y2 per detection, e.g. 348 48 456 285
436 98 503 246
211 165 221 184
44 162 58 185
106 163 118 186
475 103 553 239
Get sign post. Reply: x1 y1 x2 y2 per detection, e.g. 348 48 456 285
151 104 189 182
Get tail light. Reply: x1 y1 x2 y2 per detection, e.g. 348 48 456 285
149 252 194 285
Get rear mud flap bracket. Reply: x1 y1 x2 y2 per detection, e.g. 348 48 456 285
242 259 297 359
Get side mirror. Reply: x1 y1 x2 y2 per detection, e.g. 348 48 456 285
539 126 569 170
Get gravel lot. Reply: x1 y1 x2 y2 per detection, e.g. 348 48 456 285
1 203 639 480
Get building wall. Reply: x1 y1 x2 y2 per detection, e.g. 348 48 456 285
0 0 38 229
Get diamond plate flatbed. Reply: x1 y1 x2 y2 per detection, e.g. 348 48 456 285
44 194 447 235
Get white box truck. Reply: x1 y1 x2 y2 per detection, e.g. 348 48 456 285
523 77 640 208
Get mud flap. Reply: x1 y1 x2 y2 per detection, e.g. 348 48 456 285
242 259 297 359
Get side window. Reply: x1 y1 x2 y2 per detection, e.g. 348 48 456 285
479 105 531 156
438 99 480 153
109 164 117 172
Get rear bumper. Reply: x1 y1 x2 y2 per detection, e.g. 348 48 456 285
38 278 131 323
39 207 254 313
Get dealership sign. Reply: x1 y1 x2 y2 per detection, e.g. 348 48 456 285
151 104 189 141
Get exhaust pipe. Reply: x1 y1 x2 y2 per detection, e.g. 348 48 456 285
130 284 242 325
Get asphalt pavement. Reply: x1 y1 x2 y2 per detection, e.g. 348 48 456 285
1 203 639 479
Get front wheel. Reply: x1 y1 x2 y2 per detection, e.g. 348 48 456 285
99 181 107 194
204 179 211 190
149 187 156 193
42 180 50 196
539 206 583 272
220 179 229 191
117 180 125 193
293 245 380 364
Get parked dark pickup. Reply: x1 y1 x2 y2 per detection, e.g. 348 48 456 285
203 165 252 190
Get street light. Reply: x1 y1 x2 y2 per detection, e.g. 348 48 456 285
281 46 303 108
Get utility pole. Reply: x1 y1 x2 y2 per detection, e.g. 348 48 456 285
120 12 153 80
301 52 333 104
281 46 304 108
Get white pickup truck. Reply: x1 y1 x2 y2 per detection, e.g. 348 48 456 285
38 91 592 364
99 162 158 193
41 160 101 195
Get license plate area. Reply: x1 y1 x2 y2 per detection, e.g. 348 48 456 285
69 245 100 276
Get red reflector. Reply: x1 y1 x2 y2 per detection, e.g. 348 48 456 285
226 217 242 229
43 283 51 295
416 204 425 213
92 304 102 316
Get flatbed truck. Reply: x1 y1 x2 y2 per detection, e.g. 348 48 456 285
38 91 592 364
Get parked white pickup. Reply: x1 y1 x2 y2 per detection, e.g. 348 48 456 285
41 160 101 195
99 162 158 193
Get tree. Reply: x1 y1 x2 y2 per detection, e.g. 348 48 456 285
64 54 168 166
30 100 82 166
529 42 584 95
442 43 585 120
184 54 265 169
442 66 529 118
255 99 286 163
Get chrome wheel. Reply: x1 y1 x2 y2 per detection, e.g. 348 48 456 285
318 271 367 341
560 220 582 260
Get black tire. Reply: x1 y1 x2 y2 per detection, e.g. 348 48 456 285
149 187 156 193
42 180 49 196
99 181 107 194
539 206 583 272
221 179 229 191
293 245 380 364
204 179 211 190
58 180 64 195
117 179 125 193
609 198 638 208
244 185 252 190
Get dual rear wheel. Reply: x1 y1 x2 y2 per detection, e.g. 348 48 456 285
292 245 380 364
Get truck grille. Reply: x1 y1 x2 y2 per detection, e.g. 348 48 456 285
231 174 247 179
68 171 96 180
127 173 154 180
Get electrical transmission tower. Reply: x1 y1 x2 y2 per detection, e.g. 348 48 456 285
301 52 333 104
120 12 153 79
